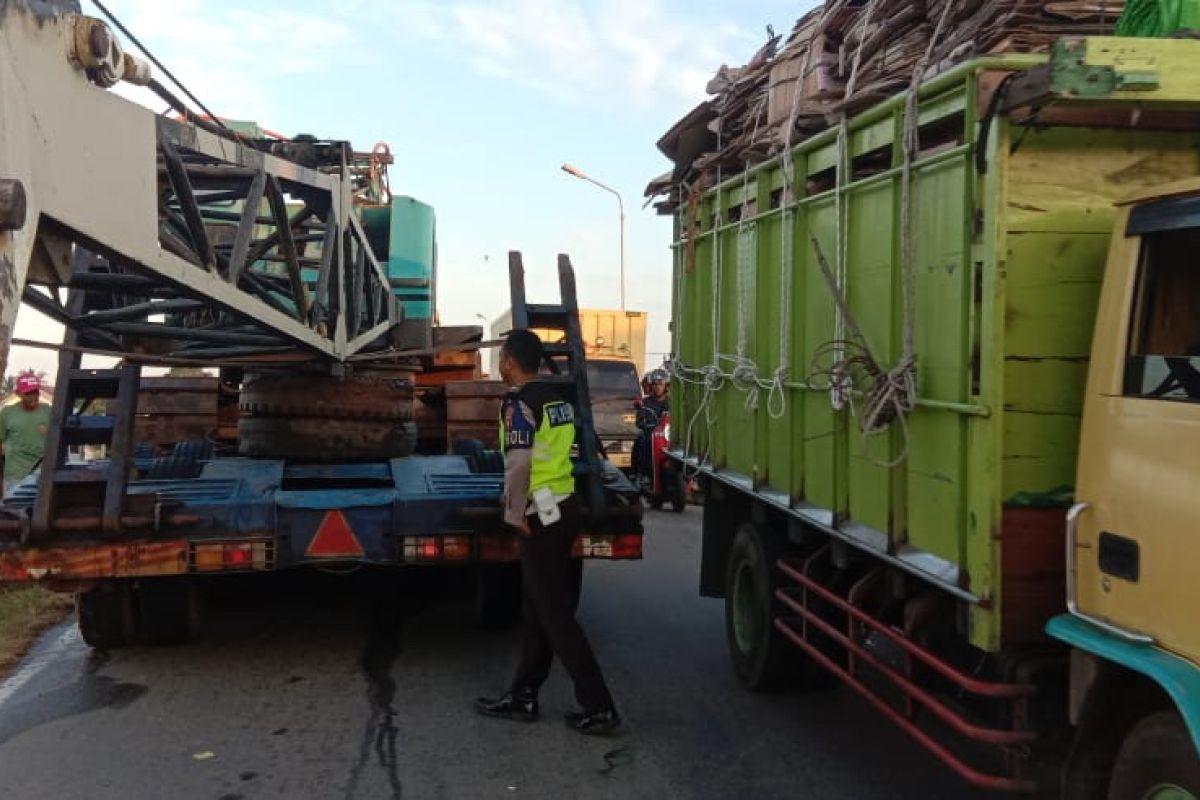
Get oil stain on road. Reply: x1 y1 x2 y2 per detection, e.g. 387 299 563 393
344 580 415 800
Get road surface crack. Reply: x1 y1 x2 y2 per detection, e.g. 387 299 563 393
344 591 406 800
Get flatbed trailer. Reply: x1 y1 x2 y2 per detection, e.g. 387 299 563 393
0 2 643 646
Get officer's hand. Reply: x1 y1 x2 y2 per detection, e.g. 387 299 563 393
517 519 531 537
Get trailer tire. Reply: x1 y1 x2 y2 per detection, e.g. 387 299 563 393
76 582 135 649
137 578 200 645
473 564 522 630
1108 710 1200 800
725 522 804 692
239 417 417 460
455 439 505 475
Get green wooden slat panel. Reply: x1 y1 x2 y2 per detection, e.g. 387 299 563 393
911 159 971 404
757 204 790 490
903 157 971 564
801 201 839 510
1005 233 1108 359
1002 411 1082 501
905 410 967 562
846 180 899 536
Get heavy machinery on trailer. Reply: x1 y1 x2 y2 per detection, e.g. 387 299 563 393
661 35 1200 797
0 1 642 645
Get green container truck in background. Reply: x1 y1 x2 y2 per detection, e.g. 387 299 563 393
665 37 1200 792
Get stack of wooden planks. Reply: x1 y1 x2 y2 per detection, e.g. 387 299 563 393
648 0 1125 211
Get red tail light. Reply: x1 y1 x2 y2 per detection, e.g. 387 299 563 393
611 534 643 559
571 534 643 560
402 536 471 563
192 541 270 572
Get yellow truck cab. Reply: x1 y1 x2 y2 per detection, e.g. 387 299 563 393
1049 178 1200 798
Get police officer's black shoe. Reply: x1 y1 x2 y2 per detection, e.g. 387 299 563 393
474 689 538 722
564 708 620 735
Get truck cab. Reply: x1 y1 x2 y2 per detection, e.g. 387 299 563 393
584 357 642 471
1050 178 1200 798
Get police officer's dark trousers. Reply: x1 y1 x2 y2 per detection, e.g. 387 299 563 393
510 496 615 713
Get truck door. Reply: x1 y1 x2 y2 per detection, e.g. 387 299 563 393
1074 194 1200 663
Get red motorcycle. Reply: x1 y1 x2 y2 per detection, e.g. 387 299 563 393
635 408 687 513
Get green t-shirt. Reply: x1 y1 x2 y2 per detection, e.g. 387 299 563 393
0 402 51 480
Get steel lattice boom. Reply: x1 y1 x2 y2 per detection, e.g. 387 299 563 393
0 2 406 371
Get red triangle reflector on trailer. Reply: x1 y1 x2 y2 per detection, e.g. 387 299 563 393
305 510 364 558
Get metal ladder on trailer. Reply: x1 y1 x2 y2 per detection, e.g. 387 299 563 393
506 251 606 521
29 254 142 541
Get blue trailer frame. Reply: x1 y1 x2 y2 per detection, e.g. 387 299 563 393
0 454 643 580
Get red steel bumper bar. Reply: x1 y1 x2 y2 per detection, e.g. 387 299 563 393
776 557 1038 794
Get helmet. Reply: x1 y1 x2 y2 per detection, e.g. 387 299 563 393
648 369 669 385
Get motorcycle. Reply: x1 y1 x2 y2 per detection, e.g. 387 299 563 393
633 406 687 513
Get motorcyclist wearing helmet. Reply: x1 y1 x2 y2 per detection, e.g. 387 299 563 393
639 369 670 426
633 369 670 480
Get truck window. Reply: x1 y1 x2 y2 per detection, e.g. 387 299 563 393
1124 227 1200 401
587 361 641 402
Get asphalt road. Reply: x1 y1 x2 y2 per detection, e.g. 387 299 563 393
0 509 980 800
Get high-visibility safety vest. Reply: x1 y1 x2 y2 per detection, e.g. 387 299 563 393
499 381 576 498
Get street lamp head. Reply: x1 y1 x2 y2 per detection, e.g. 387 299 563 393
561 163 587 180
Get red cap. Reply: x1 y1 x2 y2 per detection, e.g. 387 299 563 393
15 373 40 395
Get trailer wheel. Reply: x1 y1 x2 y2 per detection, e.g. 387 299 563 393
473 564 522 629
76 582 135 649
725 522 804 691
137 578 200 645
1108 711 1200 800
455 439 505 475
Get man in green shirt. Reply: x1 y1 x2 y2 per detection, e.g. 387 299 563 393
1 372 51 496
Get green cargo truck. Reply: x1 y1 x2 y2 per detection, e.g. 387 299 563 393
664 37 1200 795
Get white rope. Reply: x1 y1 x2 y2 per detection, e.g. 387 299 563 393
671 3 960 472
798 2 956 467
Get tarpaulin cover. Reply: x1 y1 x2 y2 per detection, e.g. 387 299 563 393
1117 0 1200 35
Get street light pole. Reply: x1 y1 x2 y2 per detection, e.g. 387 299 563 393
561 164 625 311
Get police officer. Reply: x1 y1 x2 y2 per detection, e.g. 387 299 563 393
474 329 620 735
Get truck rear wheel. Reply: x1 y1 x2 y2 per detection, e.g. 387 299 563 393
473 564 522 630
76 582 135 649
725 522 815 691
137 578 201 645
1108 711 1200 800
